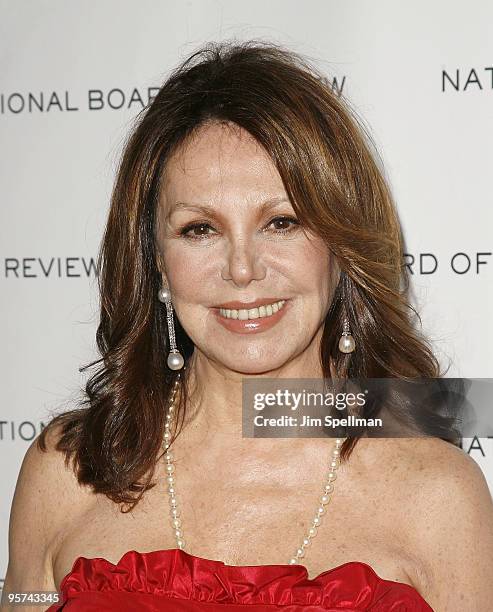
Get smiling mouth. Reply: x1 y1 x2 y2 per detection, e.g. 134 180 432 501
217 299 287 320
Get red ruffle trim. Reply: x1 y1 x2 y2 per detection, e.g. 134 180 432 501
50 548 434 610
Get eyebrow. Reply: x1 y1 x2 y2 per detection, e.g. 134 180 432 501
166 196 291 219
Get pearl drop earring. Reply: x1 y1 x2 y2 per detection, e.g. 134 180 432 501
157 286 185 370
338 316 355 354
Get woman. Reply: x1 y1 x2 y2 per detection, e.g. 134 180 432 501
4 41 493 611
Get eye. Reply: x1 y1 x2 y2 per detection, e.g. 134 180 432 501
266 216 300 235
178 215 301 241
179 221 215 240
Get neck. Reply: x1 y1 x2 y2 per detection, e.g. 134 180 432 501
175 346 326 443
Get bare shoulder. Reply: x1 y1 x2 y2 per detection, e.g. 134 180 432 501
395 437 493 611
2 422 94 607
352 435 488 488
347 437 493 609
397 436 492 512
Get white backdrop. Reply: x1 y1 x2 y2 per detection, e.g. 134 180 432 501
1 0 492 586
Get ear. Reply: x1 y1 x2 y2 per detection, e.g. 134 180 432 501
331 255 342 287
155 249 167 286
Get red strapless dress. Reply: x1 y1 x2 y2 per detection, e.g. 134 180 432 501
46 548 434 611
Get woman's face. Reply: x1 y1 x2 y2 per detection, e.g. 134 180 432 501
155 121 339 375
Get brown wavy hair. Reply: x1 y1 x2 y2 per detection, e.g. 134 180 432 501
38 39 451 511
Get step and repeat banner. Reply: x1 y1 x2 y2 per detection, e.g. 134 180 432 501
1 0 492 584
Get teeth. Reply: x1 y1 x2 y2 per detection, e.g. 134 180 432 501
219 299 286 320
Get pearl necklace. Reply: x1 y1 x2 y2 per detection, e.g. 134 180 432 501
163 373 345 565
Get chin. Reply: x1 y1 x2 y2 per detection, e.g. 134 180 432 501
219 356 287 376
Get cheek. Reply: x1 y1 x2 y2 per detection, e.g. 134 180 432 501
290 244 333 294
162 236 333 306
162 243 200 285
163 244 218 309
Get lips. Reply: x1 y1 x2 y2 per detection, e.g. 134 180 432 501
213 297 288 309
212 297 291 334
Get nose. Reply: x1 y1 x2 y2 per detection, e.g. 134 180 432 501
221 235 266 287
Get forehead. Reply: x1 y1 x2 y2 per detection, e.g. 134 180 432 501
160 121 286 207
